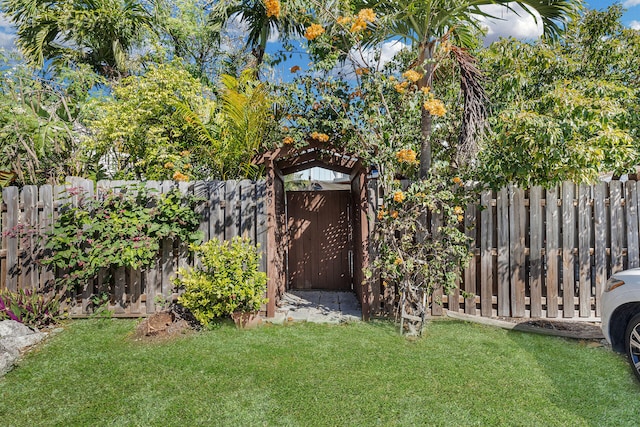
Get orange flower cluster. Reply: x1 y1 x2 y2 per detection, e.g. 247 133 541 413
423 98 447 117
393 190 404 203
305 23 325 41
350 9 375 33
180 150 190 157
377 208 387 220
390 210 399 219
396 148 418 164
164 162 174 169
173 171 189 181
452 176 462 185
354 67 369 75
358 8 376 23
454 206 464 215
394 81 409 93
402 69 422 83
394 257 403 265
336 16 351 25
290 65 301 73
283 136 294 145
310 131 329 142
264 0 280 18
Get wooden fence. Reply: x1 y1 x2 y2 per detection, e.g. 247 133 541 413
433 180 635 319
0 177 266 316
1 177 637 320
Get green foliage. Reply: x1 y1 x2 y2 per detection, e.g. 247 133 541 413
87 62 216 180
373 175 472 298
0 289 61 328
478 5 640 188
88 63 271 180
2 0 153 76
0 52 102 186
43 184 202 292
175 237 267 327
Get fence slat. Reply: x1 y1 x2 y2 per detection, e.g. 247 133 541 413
593 182 607 317
464 202 477 315
256 181 268 275
480 190 493 317
610 181 624 274
3 187 18 292
509 185 526 317
240 180 256 242
562 182 576 318
578 184 592 317
225 180 239 240
546 186 559 318
529 187 543 318
626 181 639 268
209 181 225 241
21 186 38 290
497 187 510 317
39 185 54 292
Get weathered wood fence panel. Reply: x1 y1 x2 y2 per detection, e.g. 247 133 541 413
445 180 637 319
0 178 266 316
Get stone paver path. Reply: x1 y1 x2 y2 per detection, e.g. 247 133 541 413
273 290 361 323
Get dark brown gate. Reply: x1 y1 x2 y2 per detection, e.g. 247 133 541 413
287 190 352 290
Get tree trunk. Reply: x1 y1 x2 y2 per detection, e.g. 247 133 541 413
417 43 435 179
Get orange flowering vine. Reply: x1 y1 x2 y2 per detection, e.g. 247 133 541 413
264 0 280 18
173 171 189 181
305 24 325 41
310 131 329 142
393 190 404 203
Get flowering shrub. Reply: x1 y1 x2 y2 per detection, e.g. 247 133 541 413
304 24 325 41
373 176 472 300
175 237 267 327
44 185 202 292
264 0 280 18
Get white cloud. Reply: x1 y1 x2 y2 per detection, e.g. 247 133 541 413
631 20 640 30
475 3 543 45
624 0 640 8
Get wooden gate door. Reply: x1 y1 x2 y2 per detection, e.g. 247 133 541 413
287 190 353 290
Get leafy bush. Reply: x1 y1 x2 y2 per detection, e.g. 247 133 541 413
44 184 202 292
0 289 61 328
175 237 268 327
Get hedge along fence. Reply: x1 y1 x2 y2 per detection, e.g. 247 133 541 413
0 177 636 320
0 177 267 316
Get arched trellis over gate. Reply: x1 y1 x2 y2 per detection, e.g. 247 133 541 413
255 141 376 320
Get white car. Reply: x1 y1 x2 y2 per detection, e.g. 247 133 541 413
601 268 640 381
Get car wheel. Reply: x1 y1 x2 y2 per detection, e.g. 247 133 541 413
625 313 640 381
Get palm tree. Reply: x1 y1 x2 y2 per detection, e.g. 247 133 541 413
356 0 581 176
209 0 309 73
2 0 152 77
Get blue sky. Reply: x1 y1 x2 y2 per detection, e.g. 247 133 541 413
1 1 638 56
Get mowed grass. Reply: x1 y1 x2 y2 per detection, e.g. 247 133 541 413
1 318 638 426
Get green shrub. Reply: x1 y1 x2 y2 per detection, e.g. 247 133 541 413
175 237 267 327
0 289 61 328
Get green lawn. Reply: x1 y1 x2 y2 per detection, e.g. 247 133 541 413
1 319 638 426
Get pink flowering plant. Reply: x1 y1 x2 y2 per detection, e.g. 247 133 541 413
43 184 202 292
